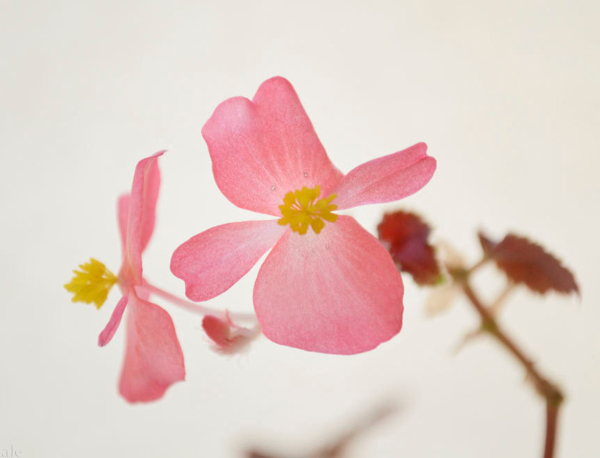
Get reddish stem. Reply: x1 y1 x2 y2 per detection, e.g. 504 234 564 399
457 276 564 458
544 402 559 458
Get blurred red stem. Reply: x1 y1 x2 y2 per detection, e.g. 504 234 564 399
488 282 515 315
458 278 564 458
544 402 559 458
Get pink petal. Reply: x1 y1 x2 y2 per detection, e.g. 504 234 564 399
139 153 161 253
119 294 185 403
171 220 287 301
123 151 164 284
117 194 130 255
253 215 404 354
202 77 343 216
98 293 129 347
202 315 232 347
331 143 436 210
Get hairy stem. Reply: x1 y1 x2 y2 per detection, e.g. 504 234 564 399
139 282 257 322
457 276 564 458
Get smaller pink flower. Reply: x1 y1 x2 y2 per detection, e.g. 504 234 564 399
171 77 437 355
65 152 185 403
202 312 259 355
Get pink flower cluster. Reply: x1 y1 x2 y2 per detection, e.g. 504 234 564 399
67 77 436 402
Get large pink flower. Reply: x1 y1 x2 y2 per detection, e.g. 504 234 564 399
67 152 185 402
171 78 436 354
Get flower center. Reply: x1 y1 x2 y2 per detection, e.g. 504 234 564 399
277 185 338 235
64 258 117 309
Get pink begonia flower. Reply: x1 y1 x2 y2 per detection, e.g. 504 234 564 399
66 152 185 402
171 77 436 354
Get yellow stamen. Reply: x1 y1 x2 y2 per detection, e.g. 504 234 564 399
277 185 338 235
64 258 117 309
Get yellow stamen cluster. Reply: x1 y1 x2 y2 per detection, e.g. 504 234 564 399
278 185 338 235
64 258 117 309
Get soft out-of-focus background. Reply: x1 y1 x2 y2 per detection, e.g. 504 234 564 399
1 1 598 456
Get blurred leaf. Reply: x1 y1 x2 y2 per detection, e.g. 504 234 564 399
377 211 441 285
478 232 496 256
425 283 462 317
478 232 579 295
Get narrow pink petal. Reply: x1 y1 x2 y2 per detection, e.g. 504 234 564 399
332 143 436 210
98 293 129 347
171 220 287 301
117 194 130 256
202 77 343 216
139 153 161 253
123 151 164 284
253 215 404 354
119 294 185 403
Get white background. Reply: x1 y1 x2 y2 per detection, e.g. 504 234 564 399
1 1 598 457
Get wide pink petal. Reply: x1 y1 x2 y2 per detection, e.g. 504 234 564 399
122 151 164 284
119 294 185 403
171 220 287 301
98 293 129 347
253 215 404 354
331 143 436 210
202 77 343 216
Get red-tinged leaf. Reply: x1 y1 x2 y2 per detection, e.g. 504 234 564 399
377 211 441 285
478 231 496 256
479 232 579 295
